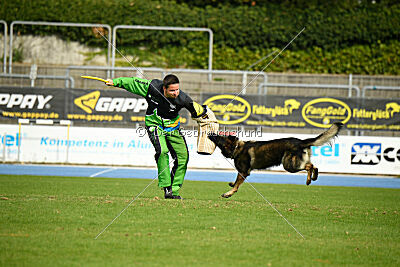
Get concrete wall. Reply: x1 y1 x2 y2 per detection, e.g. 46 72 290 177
0 35 107 66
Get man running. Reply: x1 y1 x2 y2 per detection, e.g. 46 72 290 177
106 74 205 199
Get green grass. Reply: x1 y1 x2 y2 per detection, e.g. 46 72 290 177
1 175 399 266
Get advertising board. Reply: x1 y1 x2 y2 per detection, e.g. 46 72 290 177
1 124 399 175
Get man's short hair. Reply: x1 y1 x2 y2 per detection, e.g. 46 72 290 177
163 74 179 89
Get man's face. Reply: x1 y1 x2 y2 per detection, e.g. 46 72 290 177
164 83 180 99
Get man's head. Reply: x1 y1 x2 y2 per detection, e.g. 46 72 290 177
163 74 180 99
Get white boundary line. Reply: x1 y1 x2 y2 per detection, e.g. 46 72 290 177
89 167 117 177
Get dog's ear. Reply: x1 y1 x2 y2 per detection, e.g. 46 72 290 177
228 135 238 142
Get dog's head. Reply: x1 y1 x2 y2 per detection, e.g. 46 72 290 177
207 134 239 159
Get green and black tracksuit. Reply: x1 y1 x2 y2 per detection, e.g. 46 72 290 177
113 77 204 196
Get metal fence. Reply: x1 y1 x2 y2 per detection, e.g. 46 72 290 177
111 25 213 79
258 82 360 97
362 85 400 98
0 73 74 88
66 65 268 94
3 63 399 99
0 20 6 74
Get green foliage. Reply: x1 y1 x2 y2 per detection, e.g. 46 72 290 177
12 46 24 62
1 0 399 74
1 175 400 265
1 0 399 50
116 40 400 75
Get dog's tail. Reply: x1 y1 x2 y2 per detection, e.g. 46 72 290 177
302 122 343 148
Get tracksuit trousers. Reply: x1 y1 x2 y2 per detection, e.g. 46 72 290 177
146 126 189 196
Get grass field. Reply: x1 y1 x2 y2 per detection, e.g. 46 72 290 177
1 174 399 266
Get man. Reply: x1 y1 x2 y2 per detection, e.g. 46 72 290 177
106 74 205 199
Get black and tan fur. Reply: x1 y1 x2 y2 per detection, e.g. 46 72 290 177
208 123 343 198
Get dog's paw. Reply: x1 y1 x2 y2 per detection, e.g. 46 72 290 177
311 168 319 181
228 182 234 187
221 193 232 198
306 178 311 186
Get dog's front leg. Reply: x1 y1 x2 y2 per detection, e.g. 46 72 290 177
305 163 313 185
222 172 247 198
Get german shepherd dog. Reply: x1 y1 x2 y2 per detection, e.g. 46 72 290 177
208 123 343 198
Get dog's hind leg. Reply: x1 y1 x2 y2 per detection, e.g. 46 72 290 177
312 167 318 181
222 172 247 198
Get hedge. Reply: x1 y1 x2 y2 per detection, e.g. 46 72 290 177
1 0 399 50
1 0 399 74
116 39 400 75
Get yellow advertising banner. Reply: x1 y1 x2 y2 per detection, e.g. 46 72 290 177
202 94 400 131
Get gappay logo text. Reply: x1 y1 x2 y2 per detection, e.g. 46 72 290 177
74 91 148 114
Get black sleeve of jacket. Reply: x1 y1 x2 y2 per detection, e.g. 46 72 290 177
180 91 198 117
